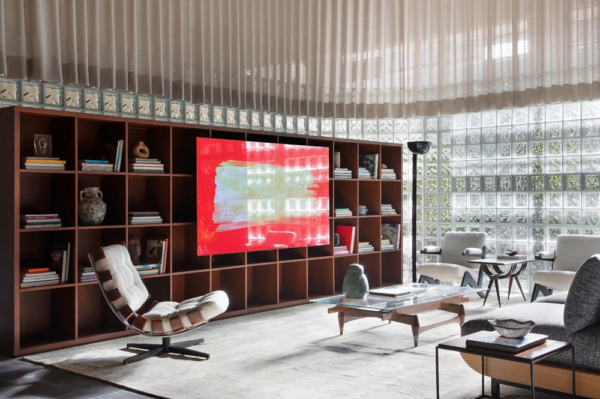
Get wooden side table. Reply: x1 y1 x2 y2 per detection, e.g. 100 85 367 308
436 332 575 398
468 258 534 307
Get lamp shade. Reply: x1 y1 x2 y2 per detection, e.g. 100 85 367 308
407 141 432 155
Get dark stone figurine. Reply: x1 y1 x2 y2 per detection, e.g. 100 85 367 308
342 263 369 299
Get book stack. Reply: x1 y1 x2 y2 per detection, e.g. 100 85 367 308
129 158 164 173
358 167 372 179
335 208 353 217
21 214 62 229
20 267 60 288
79 267 97 282
80 159 114 172
146 238 169 274
334 245 350 256
358 241 374 252
135 263 160 276
381 238 395 251
381 223 401 249
129 211 163 225
334 168 352 179
381 204 397 215
381 168 397 179
50 241 71 283
23 157 66 171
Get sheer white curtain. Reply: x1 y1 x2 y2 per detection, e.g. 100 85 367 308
1 0 599 117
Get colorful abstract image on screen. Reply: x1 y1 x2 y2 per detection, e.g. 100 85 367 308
197 138 330 256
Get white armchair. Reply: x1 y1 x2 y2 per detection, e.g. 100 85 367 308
417 232 487 297
531 234 600 302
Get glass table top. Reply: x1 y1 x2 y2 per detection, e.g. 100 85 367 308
310 283 483 311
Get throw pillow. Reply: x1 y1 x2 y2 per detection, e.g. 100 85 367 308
564 255 600 334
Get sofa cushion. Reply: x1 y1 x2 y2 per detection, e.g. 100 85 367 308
535 292 568 304
564 255 600 334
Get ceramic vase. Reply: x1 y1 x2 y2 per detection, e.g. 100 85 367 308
342 263 369 299
132 141 150 158
79 187 107 226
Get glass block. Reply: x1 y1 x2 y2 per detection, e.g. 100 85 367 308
297 116 307 132
479 111 494 127
102 91 119 114
426 164 438 176
529 141 544 156
484 226 497 240
468 209 481 224
564 102 581 120
499 210 512 224
531 192 545 208
497 160 512 175
499 193 512 207
481 144 495 159
548 227 563 241
567 228 582 235
425 193 438 206
425 117 437 131
394 132 408 143
530 158 544 174
440 116 451 130
274 114 284 130
565 175 581 191
0 79 19 102
584 174 600 190
530 175 545 191
453 146 467 160
349 118 362 132
547 175 563 191
364 133 377 141
512 142 527 157
583 138 600 154
467 161 482 176
468 177 481 191
545 104 563 122
394 118 408 132
484 210 496 223
566 192 581 208
483 193 497 208
482 160 496 175
440 178 452 192
467 113 481 128
483 177 496 191
440 147 452 161
43 84 63 108
453 178 466 191
544 122 562 139
64 86 83 110
512 125 528 141
498 227 512 240
582 156 600 173
513 108 528 124
453 130 466 145
440 193 451 206
452 114 467 129
584 192 600 208
453 162 466 176
153 99 168 118
513 176 528 191
364 119 377 133
22 82 41 104
528 124 544 141
468 193 481 207
409 117 423 132
137 96 153 118
546 140 562 156
120 94 136 116
547 210 563 225
425 224 439 237
564 121 581 138
468 145 481 159
496 109 511 126
584 210 600 226
582 101 600 119
84 89 101 111
531 227 545 242
514 193 528 208
440 209 452 223
333 118 347 134
213 106 225 124
309 117 320 133
531 210 544 225
547 193 563 208
468 129 481 144
263 112 274 130
239 110 250 126
529 106 545 123
497 127 512 142
482 128 496 143
183 103 197 122
379 133 392 143
199 104 212 122
454 209 466 223
440 132 452 146
497 143 511 158
515 226 528 241
426 150 438 163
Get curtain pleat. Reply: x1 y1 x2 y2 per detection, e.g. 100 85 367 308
0 0 599 117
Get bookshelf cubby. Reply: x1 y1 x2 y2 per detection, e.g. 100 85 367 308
0 106 402 356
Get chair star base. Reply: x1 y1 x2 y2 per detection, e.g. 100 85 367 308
124 336 209 364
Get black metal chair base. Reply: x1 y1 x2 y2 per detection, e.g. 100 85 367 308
530 284 554 302
124 336 208 364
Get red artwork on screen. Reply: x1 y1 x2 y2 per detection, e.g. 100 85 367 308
197 138 330 256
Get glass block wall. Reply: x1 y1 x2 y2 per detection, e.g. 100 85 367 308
1 78 598 292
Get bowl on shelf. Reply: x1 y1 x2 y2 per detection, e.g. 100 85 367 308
488 319 535 338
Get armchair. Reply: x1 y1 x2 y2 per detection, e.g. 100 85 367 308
89 244 229 364
531 234 600 302
417 232 487 298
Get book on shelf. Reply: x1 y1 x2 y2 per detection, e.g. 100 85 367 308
381 204 397 215
129 211 161 217
23 159 66 164
82 160 109 164
21 267 50 274
23 223 62 229
381 223 401 249
146 238 169 274
466 332 548 353
129 214 163 225
359 153 379 179
358 167 372 179
21 213 62 229
380 238 395 250
23 156 66 170
334 168 352 179
334 245 350 255
114 140 124 172
336 225 356 253
358 242 374 252
334 208 353 217
129 158 164 173
20 268 59 288
51 241 71 284
80 161 114 172
381 168 397 179
135 263 160 276
79 267 97 282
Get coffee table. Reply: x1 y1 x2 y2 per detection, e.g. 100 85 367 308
468 258 534 307
310 283 483 346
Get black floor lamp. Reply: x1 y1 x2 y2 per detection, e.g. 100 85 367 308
407 141 432 283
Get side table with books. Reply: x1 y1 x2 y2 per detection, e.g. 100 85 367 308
436 331 575 398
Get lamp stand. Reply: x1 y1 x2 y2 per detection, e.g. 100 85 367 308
412 153 418 283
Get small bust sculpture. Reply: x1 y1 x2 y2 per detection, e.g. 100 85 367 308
342 264 369 299
128 234 142 265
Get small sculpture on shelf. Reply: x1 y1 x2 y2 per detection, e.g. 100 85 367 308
78 187 107 226
128 234 143 265
342 263 369 299
132 141 150 158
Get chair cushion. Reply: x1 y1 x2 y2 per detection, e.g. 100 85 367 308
564 255 600 334
139 290 229 335
439 232 486 267
554 235 600 272
94 245 149 319
532 270 576 291
417 263 478 283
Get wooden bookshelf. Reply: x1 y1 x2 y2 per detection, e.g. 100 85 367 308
0 106 403 356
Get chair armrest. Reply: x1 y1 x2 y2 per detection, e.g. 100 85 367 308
420 245 442 255
462 246 487 259
535 251 556 261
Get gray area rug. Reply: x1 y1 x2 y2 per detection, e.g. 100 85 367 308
25 295 559 398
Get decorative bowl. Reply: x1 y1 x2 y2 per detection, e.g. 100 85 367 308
488 319 535 338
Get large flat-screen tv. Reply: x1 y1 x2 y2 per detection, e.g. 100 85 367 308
197 138 330 256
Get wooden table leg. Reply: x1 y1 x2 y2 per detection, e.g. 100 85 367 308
483 278 495 306
494 278 502 308
514 276 527 301
338 312 345 335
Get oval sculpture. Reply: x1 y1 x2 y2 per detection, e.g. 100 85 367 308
342 263 369 299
